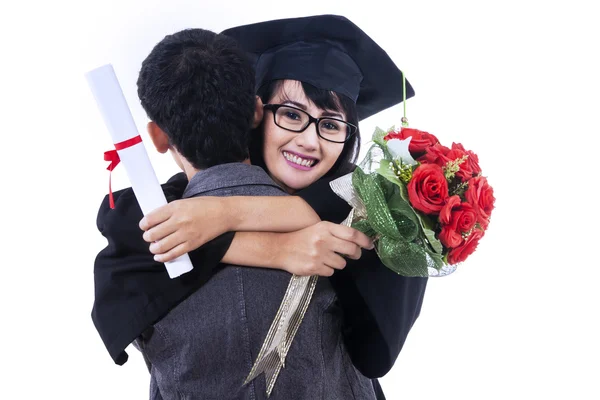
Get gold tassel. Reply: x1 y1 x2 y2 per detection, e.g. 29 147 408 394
245 173 358 397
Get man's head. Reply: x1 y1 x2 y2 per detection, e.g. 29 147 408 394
137 28 261 170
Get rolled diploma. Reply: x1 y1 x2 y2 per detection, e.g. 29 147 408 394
85 64 193 279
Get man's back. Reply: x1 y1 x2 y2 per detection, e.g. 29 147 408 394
138 163 377 400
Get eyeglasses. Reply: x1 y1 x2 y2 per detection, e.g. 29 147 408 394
263 104 357 144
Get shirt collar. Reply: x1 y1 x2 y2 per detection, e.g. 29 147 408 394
183 163 284 198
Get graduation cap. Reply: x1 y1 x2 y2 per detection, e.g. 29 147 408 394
221 14 415 121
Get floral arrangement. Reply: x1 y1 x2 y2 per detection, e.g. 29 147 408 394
250 125 496 397
335 126 495 277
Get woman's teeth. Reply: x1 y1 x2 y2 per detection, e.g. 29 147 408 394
283 151 316 167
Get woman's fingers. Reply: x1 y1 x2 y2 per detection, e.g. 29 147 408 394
318 267 335 277
149 230 193 263
328 223 374 250
148 230 182 255
287 222 371 276
139 202 175 231
142 218 178 243
330 236 362 260
153 242 189 263
324 251 348 270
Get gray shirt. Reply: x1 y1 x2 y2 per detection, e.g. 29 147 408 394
183 162 286 199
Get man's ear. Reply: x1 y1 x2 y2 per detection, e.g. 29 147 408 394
252 95 264 129
147 121 170 154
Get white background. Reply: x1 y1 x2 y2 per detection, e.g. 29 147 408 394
1 0 598 399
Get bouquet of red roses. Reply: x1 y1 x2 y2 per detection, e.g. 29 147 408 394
331 126 495 277
247 123 496 397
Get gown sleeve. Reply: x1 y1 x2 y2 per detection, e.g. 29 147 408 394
92 173 235 364
296 173 428 378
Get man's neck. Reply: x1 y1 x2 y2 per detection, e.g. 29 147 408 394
180 157 252 181
180 159 200 181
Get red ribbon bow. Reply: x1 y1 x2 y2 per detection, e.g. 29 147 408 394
104 135 143 209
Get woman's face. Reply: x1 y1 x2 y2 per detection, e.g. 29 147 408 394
262 80 346 193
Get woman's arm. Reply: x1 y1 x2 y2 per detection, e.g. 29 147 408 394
143 195 372 276
141 195 320 258
143 174 353 263
221 222 372 276
140 196 320 267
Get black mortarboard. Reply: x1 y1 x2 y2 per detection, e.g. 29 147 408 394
221 14 415 121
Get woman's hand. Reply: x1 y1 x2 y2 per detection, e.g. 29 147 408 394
139 197 230 262
275 221 374 277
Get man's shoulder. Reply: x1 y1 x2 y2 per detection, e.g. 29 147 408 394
185 163 285 198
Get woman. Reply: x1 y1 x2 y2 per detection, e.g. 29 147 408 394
143 15 428 396
96 15 427 399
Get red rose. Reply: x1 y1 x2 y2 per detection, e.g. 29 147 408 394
407 163 449 215
418 143 452 167
447 228 484 264
439 195 461 225
439 225 463 248
384 127 439 157
465 176 495 229
439 200 478 249
446 143 482 181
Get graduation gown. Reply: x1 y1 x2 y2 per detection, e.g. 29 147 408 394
92 172 427 389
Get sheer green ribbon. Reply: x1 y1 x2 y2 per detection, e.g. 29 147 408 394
333 167 447 277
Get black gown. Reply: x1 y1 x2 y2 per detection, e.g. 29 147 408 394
92 172 428 399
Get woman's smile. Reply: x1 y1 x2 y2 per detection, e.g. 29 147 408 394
282 150 319 170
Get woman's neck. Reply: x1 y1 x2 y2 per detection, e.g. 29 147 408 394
268 173 296 195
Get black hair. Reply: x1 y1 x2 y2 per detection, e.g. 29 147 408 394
250 80 360 178
137 28 256 169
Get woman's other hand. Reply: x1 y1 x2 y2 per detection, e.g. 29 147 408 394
139 197 229 263
276 221 374 277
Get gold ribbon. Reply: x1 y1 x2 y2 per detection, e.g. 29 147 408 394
244 274 318 397
244 174 359 397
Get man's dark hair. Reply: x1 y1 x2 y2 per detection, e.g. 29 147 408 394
137 28 256 169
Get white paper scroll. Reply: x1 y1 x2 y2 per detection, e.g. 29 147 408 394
85 64 193 279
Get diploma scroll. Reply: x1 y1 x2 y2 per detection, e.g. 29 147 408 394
85 64 193 279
